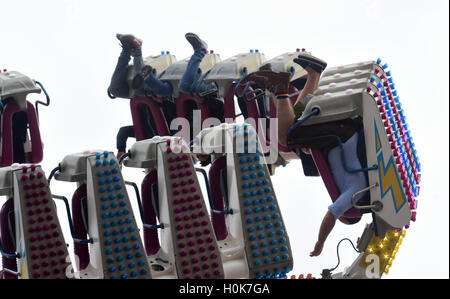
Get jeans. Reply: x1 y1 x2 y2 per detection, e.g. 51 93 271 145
134 51 173 98
108 51 173 98
178 49 216 95
142 70 173 98
108 51 132 98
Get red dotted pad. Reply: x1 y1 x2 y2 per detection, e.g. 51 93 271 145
162 140 224 279
377 97 417 207
15 165 71 279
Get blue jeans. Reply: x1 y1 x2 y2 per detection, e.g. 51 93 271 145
108 51 173 98
109 49 215 98
142 70 173 98
178 49 216 95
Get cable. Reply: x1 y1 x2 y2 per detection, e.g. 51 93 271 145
34 81 50 121
119 152 130 165
329 238 360 272
47 165 61 183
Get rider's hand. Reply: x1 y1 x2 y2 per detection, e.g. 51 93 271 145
310 240 324 257
116 151 125 160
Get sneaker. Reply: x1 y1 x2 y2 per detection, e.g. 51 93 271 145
132 65 153 89
293 53 327 74
185 32 208 52
116 33 142 52
240 70 291 95
259 63 273 71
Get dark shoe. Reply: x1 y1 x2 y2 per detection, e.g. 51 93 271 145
240 70 290 95
132 65 153 89
116 33 142 52
293 53 327 73
259 63 273 71
185 32 208 52
200 155 211 167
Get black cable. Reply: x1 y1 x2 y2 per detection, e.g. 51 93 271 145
329 238 360 272
47 165 61 183
119 152 130 164
34 81 50 122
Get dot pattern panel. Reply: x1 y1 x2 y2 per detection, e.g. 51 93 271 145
370 59 420 229
88 151 151 279
15 164 72 279
233 124 293 279
161 139 224 279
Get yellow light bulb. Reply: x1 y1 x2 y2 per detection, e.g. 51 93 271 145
368 247 373 253
379 244 384 248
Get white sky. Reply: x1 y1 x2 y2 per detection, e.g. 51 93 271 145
1 0 448 278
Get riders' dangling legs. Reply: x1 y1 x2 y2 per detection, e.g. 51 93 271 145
108 34 142 98
179 33 216 95
116 34 172 97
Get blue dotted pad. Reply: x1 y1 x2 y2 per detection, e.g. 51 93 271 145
374 58 421 187
233 125 293 279
88 151 151 279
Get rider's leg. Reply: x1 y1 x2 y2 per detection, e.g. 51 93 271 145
275 95 296 147
108 49 132 98
108 34 142 98
142 72 173 98
179 33 215 95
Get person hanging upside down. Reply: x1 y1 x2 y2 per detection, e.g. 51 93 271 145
108 33 224 160
240 52 368 257
131 32 224 124
108 33 175 158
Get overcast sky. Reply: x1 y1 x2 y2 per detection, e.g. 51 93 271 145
1 0 448 278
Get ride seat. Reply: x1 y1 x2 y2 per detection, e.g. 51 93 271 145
287 117 371 218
